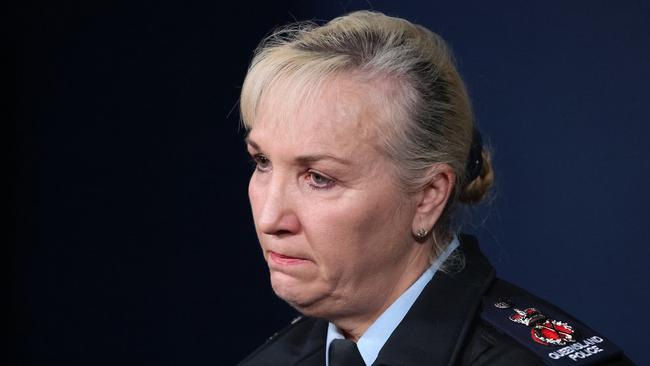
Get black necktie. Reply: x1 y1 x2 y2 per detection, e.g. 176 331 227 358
328 338 366 366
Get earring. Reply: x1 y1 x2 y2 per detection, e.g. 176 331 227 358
415 228 428 239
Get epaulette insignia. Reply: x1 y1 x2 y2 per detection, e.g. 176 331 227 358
482 297 623 365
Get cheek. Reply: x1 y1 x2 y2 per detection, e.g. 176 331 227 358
305 195 409 267
296 208 356 280
248 176 263 227
248 177 256 206
248 173 261 205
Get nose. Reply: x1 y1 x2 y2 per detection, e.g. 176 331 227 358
250 172 301 237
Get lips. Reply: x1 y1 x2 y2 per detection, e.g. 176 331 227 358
268 251 309 266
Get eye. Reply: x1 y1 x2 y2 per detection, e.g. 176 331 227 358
306 171 335 189
251 154 271 172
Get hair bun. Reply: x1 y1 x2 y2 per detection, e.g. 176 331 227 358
459 149 494 204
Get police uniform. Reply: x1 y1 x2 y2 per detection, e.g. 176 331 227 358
238 234 635 365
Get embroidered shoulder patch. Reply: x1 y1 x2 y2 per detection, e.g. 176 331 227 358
481 297 623 365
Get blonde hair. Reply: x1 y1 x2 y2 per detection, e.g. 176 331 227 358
240 10 494 255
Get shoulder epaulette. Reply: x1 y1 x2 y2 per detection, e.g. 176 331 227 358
481 296 623 365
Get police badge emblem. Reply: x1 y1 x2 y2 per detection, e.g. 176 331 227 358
482 296 624 364
509 307 577 346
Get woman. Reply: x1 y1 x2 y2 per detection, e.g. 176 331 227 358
237 11 633 366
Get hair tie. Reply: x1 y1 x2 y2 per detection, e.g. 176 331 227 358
465 128 483 182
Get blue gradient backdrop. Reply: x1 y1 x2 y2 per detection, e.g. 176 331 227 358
11 0 649 364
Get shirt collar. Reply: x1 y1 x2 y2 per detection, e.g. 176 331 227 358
325 235 460 366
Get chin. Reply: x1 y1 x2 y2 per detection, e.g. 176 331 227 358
269 272 330 316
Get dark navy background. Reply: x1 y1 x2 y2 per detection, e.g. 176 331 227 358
11 0 649 364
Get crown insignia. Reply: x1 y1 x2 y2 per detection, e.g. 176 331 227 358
508 307 577 346
509 307 546 326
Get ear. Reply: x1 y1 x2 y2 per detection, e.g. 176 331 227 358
411 164 455 237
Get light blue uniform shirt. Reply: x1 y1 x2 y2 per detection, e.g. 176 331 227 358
325 235 460 366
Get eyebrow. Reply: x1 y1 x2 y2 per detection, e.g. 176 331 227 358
245 137 352 166
244 137 260 150
294 154 352 166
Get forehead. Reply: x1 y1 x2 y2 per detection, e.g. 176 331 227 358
250 74 388 149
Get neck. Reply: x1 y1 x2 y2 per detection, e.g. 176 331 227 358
331 242 433 341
